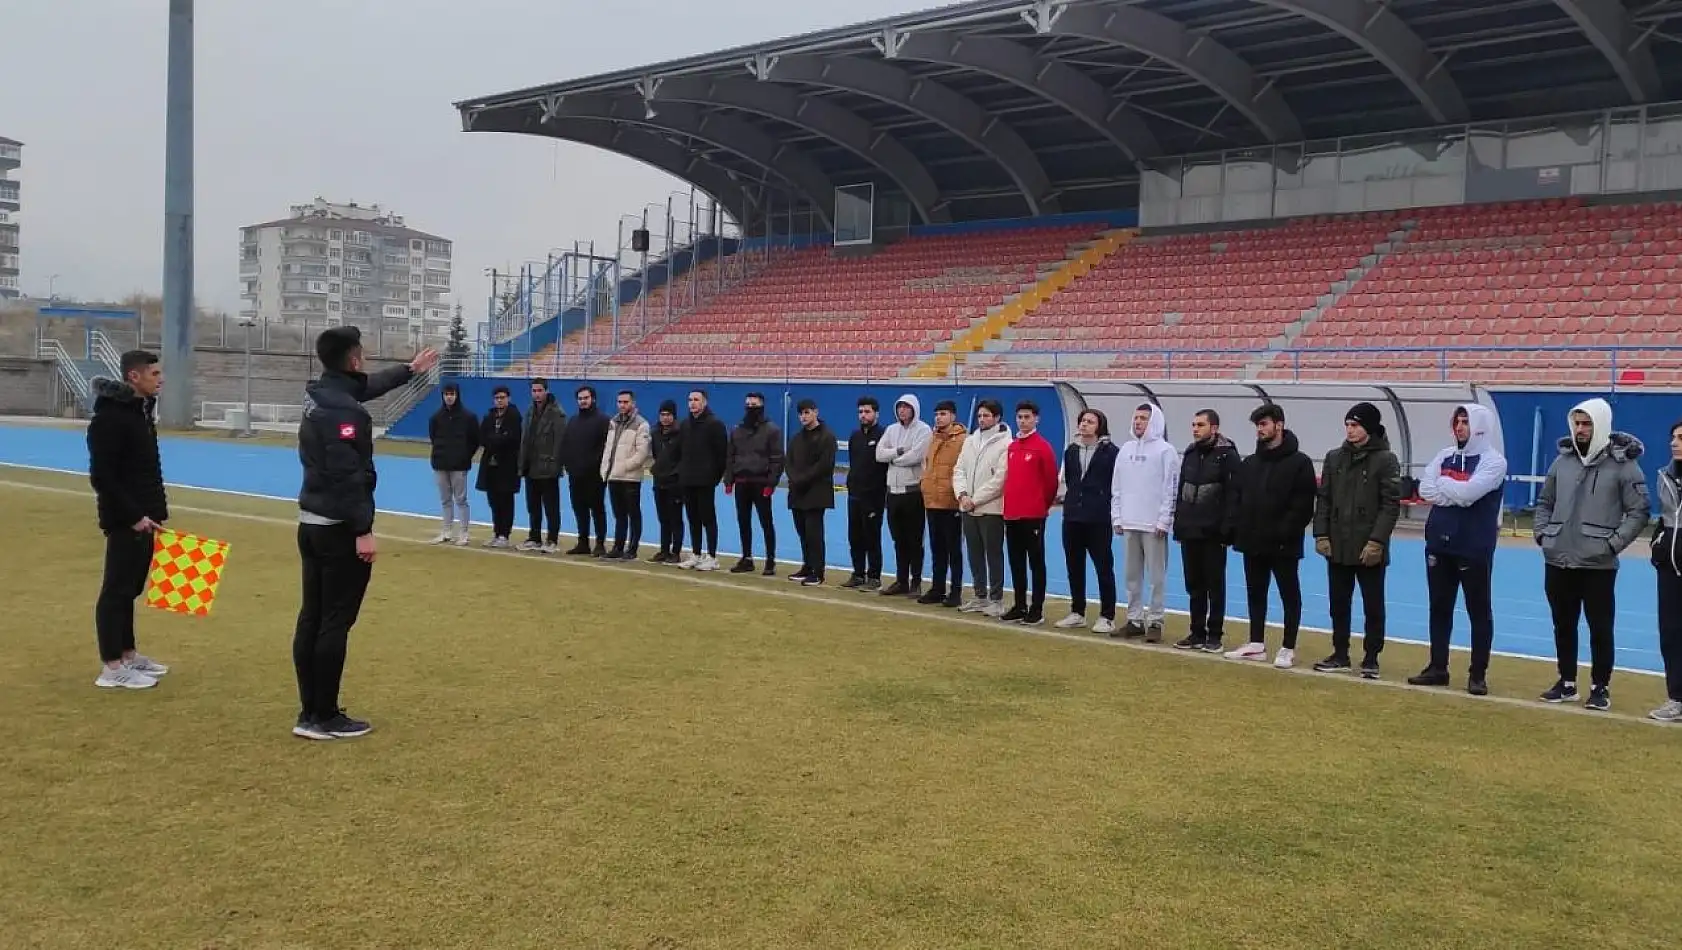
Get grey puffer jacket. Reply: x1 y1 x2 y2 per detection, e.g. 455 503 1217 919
1534 401 1649 571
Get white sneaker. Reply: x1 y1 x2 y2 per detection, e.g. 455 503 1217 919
517 539 541 552
1054 613 1087 630
679 554 700 570
96 666 157 690
1225 642 1269 661
958 598 988 613
1273 648 1296 670
1092 617 1117 635
983 600 1005 618
697 556 720 572
125 654 169 676
429 532 451 544
540 543 559 555
454 531 471 547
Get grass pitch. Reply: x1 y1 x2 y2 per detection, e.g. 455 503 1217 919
2 465 1679 950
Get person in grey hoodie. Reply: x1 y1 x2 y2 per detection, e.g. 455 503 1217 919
1533 397 1649 711
875 393 933 596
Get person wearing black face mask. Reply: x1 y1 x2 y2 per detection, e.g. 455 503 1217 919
724 392 785 575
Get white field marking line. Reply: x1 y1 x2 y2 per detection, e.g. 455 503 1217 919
3 474 1674 731
2 460 1660 678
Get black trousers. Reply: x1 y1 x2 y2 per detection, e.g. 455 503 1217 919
524 477 561 544
1005 517 1047 612
294 522 374 721
95 527 154 663
848 493 885 580
1328 562 1387 659
1063 520 1116 619
569 475 608 545
1658 569 1682 701
1181 540 1228 640
654 486 685 556
485 491 517 539
608 481 642 551
1243 553 1302 649
734 485 776 561
793 508 827 579
683 485 719 556
886 489 926 586
926 508 964 595
1426 553 1494 678
1544 564 1617 687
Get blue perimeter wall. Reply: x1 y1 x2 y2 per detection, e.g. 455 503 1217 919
1489 388 1681 509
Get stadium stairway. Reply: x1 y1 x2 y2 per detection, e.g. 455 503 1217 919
908 228 1134 379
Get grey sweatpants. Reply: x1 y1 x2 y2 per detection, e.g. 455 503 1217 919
435 470 469 532
963 512 1005 601
1124 529 1169 624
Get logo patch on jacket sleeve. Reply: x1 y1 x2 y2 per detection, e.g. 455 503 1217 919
338 422 357 440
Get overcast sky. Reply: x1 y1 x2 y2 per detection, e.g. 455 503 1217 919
1 0 930 318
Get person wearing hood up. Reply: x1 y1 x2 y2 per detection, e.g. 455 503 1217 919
954 399 1011 616
560 385 611 557
918 400 968 608
1002 400 1059 625
475 385 522 548
517 378 567 554
1172 410 1241 652
1110 403 1180 642
293 327 437 740
1533 397 1649 711
677 389 730 571
725 391 785 575
648 400 686 564
1310 402 1403 679
1058 409 1120 633
427 382 480 546
86 350 172 690
875 394 933 597
1409 404 1507 695
1224 404 1318 668
785 398 838 586
1649 421 1682 723
600 390 652 560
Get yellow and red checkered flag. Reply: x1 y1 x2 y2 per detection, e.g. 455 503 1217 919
145 529 232 617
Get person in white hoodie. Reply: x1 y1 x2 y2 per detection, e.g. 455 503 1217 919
875 394 933 597
1110 403 1180 641
953 398 1011 616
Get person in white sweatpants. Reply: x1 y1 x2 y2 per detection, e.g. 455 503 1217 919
1111 402 1180 641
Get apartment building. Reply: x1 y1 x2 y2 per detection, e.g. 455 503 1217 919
0 136 20 300
238 197 453 334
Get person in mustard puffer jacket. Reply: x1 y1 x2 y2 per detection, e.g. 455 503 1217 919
918 400 968 607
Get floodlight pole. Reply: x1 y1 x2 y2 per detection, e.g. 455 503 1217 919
159 0 195 428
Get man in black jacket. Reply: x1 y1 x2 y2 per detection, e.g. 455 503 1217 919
725 391 785 576
475 385 522 548
293 327 436 740
518 379 566 553
1311 402 1403 679
841 395 888 590
427 382 479 546
87 350 171 690
785 398 837 586
1172 409 1241 653
1223 403 1318 669
648 400 685 563
677 389 729 571
560 385 611 556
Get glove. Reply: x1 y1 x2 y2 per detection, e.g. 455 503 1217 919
1359 541 1384 567
724 483 734 496
762 486 774 498
1314 537 1332 558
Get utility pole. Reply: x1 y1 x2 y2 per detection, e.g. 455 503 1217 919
158 0 196 428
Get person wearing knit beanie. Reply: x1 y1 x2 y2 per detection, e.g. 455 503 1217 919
1310 400 1402 680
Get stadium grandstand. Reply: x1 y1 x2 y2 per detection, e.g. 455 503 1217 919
453 0 1682 399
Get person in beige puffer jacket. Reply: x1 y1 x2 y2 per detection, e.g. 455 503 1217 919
600 390 652 560
953 398 1012 615
918 399 969 607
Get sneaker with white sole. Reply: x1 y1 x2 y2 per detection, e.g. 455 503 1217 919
1092 617 1117 635
95 666 157 690
1273 648 1295 670
958 598 988 613
1054 613 1087 630
292 715 335 741
1225 642 1268 661
678 554 700 570
540 543 559 555
124 654 169 677
1649 699 1682 722
428 532 451 544
518 539 542 552
983 600 1005 618
454 531 471 547
697 556 720 572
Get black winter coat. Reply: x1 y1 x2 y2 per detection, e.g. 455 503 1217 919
298 365 414 536
1174 435 1242 542
428 403 480 472
846 423 889 496
560 406 611 480
786 422 838 510
1313 432 1402 566
650 422 683 490
476 406 522 494
678 409 729 488
1061 439 1119 525
726 416 785 488
87 377 168 531
519 396 567 480
1231 429 1318 559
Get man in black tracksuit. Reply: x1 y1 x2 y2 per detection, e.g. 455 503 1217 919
842 395 888 590
87 351 171 690
725 391 785 576
293 326 436 740
1224 403 1318 667
648 400 685 563
677 389 729 569
1172 409 1241 653
561 385 611 556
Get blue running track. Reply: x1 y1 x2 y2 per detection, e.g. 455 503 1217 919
0 423 1661 675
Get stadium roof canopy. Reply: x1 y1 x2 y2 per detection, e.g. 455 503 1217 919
455 0 1682 229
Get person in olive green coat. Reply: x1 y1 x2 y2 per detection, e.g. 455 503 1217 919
1311 401 1402 679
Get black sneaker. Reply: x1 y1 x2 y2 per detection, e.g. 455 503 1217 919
1585 686 1611 711
1020 610 1045 626
1313 655 1352 673
801 576 824 588
838 575 864 590
292 714 334 741
1540 680 1579 704
789 572 810 583
1120 621 1147 640
880 581 908 597
1174 634 1206 651
605 546 626 560
1145 623 1164 644
1202 639 1224 654
906 582 923 599
619 549 639 561
649 552 671 564
941 591 962 609
730 558 756 574
762 562 777 577
1000 605 1028 623
565 542 591 556
1467 678 1489 697
1407 667 1450 687
916 589 945 606
318 712 372 739
1359 657 1380 680
863 578 883 592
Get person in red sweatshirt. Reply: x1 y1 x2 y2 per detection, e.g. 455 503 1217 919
1002 400 1059 625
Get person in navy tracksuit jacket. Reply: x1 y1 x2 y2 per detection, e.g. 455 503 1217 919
1058 409 1120 632
1409 403 1507 695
